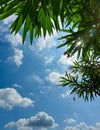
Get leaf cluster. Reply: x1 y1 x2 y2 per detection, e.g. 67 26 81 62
60 58 100 101
57 0 100 59
0 0 70 44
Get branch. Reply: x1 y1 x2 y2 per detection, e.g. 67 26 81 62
82 2 96 18
84 19 100 27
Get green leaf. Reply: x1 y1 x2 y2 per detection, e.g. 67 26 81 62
0 7 17 20
29 24 34 45
22 16 31 43
57 43 67 48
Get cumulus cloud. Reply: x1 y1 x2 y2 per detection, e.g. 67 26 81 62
8 48 23 67
57 53 78 66
0 15 16 33
64 118 76 124
96 122 100 128
0 17 24 67
30 31 57 53
0 16 22 47
13 48 23 67
64 122 100 130
2 15 16 25
5 33 22 47
0 88 34 110
46 71 64 85
57 55 74 66
36 33 57 51
0 24 8 34
5 112 58 130
64 126 78 130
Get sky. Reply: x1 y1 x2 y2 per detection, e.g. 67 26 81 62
0 15 100 130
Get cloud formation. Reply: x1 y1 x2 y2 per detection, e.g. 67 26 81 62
8 48 23 67
58 55 74 66
2 15 16 25
12 49 23 67
64 118 76 124
0 15 22 47
30 31 57 54
0 16 24 67
5 33 22 47
0 88 34 110
64 121 100 130
44 56 54 64
46 71 64 85
12 83 22 89
5 112 58 130
36 33 57 51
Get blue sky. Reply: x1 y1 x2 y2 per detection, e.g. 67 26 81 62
0 15 100 130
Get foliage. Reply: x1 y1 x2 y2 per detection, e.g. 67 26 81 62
57 0 100 59
0 0 100 57
0 0 68 43
0 0 100 101
60 57 100 101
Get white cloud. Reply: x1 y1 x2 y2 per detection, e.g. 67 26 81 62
64 122 100 130
0 18 24 67
1 16 22 47
57 52 78 67
2 15 16 25
44 56 54 64
0 24 8 34
13 49 23 67
64 126 78 130
57 55 74 66
61 90 71 98
12 83 22 89
5 33 22 47
8 48 23 67
64 118 76 124
0 88 34 110
46 71 64 85
30 31 57 53
5 112 58 130
0 15 16 34
96 122 100 128
1 16 22 46
36 33 57 51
